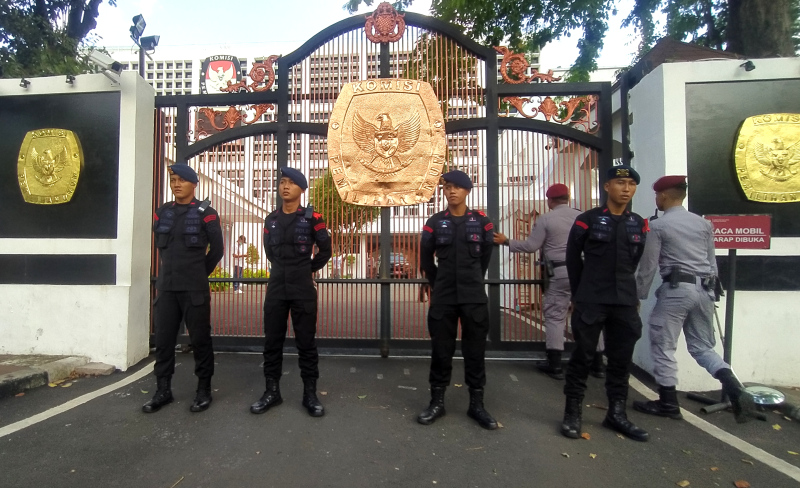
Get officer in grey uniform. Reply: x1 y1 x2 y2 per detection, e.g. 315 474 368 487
634 175 755 423
494 184 605 380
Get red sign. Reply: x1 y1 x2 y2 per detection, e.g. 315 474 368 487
705 215 771 249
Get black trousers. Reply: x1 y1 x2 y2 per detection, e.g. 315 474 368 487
153 290 214 379
564 302 642 401
427 303 490 389
262 298 319 381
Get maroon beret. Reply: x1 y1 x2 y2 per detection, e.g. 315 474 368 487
652 175 687 192
546 183 570 198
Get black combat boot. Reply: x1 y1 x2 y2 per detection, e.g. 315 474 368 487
250 377 283 414
537 350 564 380
560 396 582 439
302 379 325 417
142 376 173 413
715 368 755 423
190 376 212 413
417 386 446 425
589 352 606 378
467 388 498 430
633 385 683 420
603 398 649 441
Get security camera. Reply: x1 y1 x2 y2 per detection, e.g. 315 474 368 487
88 49 123 74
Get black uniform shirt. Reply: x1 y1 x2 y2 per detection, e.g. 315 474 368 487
263 206 332 300
565 205 648 306
420 209 495 305
154 199 224 291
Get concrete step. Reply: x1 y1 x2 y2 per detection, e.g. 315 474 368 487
0 355 90 398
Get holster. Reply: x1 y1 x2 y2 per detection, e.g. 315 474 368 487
669 265 681 289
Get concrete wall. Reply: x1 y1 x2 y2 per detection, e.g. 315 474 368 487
626 58 800 390
0 72 155 370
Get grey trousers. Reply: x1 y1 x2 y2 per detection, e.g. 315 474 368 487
543 277 604 352
649 281 729 387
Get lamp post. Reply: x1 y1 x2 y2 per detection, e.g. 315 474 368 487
130 15 158 78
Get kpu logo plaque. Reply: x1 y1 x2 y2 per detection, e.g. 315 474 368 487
734 113 800 203
17 128 83 205
327 79 446 207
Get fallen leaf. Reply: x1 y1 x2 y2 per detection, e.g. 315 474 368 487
14 393 24 397
497 422 504 428
682 449 692 455
357 395 367 399
788 451 798 456
256 451 260 455
454 384 463 388
616 434 625 440
772 424 782 431
734 481 751 488
320 391 327 396
60 383 72 388
48 383 58 388
710 467 719 472
589 453 597 459
676 481 690 487
784 416 792 421
561 452 570 458
741 459 754 465
140 389 149 394
581 433 591 440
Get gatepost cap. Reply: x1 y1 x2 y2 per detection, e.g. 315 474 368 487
653 175 687 192
168 163 198 184
546 183 570 199
279 167 308 190
441 170 473 190
607 165 641 184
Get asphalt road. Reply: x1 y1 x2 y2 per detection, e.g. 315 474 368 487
1 353 798 488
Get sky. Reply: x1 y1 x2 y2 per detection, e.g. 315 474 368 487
93 0 641 70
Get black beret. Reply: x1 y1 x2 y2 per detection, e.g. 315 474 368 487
441 170 473 190
280 167 308 190
168 163 198 184
606 165 640 184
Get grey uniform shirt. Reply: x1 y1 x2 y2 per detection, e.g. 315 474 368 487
636 205 717 299
509 203 580 279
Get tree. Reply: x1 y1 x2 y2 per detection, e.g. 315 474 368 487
345 0 799 80
308 170 381 273
0 0 117 78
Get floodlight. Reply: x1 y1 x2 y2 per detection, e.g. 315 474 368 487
130 15 146 41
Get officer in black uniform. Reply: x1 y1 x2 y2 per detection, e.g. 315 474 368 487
143 163 224 414
250 167 332 417
418 170 498 430
561 165 650 441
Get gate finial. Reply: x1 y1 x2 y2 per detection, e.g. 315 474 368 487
365 2 405 43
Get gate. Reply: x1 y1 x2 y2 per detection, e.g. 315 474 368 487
151 6 613 356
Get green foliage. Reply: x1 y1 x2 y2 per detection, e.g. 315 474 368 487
346 0 799 80
308 170 381 255
209 266 231 292
245 243 260 267
243 269 269 279
0 0 117 78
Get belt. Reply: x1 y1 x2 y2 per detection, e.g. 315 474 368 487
552 261 566 268
662 272 697 284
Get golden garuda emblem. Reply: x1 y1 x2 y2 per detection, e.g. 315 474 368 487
17 128 83 205
734 114 800 203
327 79 446 207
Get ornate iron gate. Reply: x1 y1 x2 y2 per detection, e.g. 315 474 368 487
151 6 613 356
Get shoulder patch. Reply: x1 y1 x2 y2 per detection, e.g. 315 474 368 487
642 219 650 233
476 210 486 217
313 212 323 219
203 214 217 223
575 220 588 230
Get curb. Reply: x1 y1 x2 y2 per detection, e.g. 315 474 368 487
0 369 48 398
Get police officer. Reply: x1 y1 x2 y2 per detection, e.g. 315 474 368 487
143 163 224 414
494 184 606 380
633 176 754 422
250 167 332 417
418 170 498 430
561 165 649 441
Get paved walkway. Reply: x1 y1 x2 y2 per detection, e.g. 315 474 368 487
1 353 799 487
